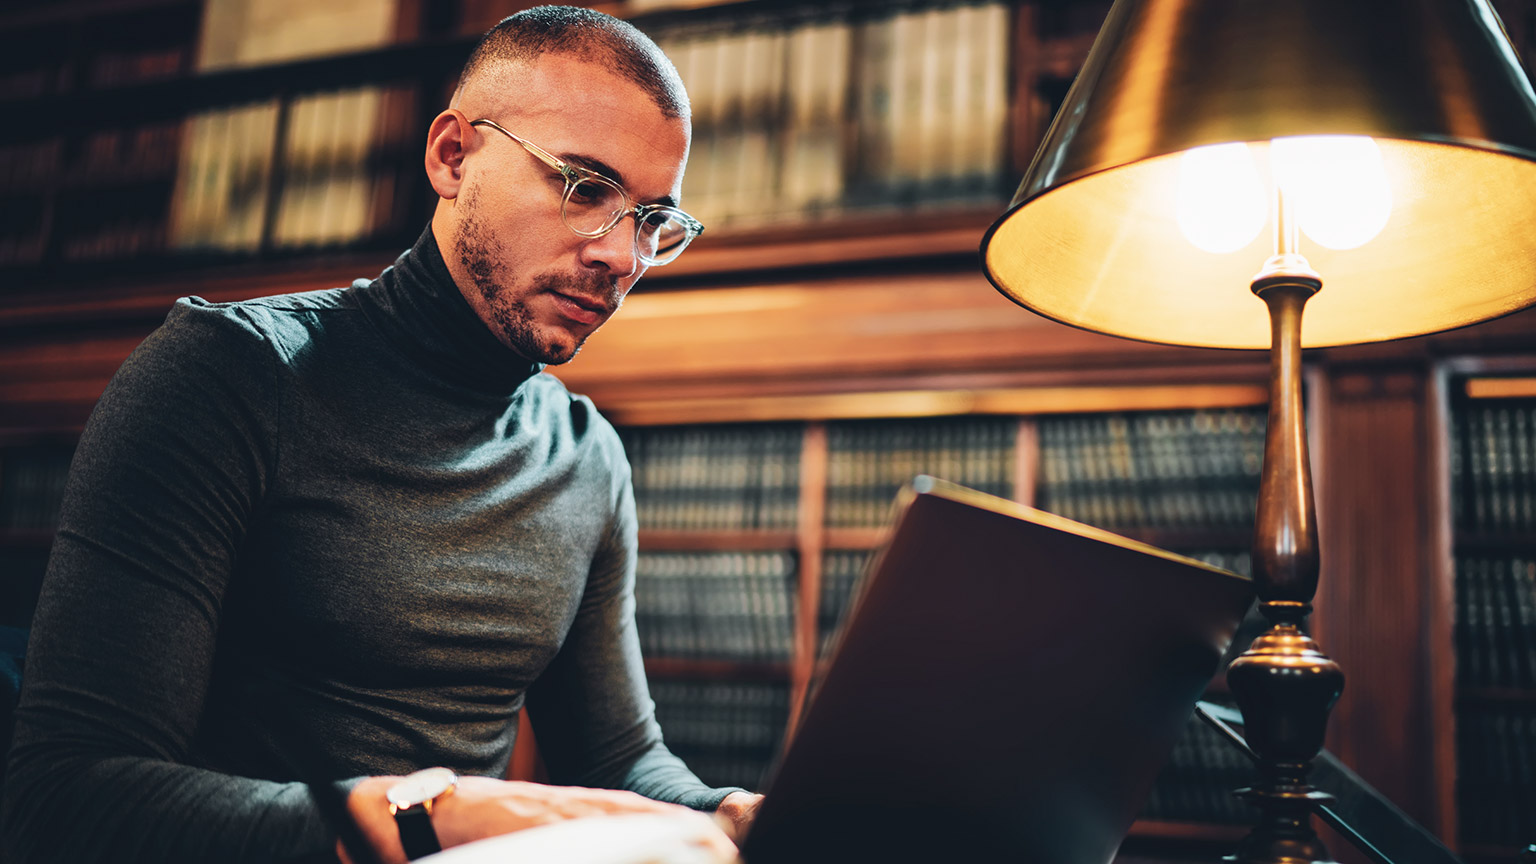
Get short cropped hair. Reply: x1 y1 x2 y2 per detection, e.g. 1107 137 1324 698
458 5 688 119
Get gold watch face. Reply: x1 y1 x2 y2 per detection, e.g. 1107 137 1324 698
387 767 458 810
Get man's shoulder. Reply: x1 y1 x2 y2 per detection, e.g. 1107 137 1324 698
170 285 358 325
157 285 360 358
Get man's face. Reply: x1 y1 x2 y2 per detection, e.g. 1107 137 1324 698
446 54 690 365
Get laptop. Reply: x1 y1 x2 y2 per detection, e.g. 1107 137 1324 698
740 476 1255 864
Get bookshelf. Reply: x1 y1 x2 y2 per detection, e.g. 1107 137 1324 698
0 1 200 270
610 389 1268 835
1445 369 1536 862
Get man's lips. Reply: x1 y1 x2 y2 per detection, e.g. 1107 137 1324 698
549 290 611 325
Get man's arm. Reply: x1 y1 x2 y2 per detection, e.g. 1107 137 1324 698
0 301 355 864
340 776 737 864
521 435 762 824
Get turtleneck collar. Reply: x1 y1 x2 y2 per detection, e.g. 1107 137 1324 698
355 226 544 396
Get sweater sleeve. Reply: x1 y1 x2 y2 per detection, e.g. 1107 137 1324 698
523 437 741 811
1 300 351 864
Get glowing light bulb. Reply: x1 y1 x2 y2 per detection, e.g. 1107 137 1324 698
1175 142 1268 254
1270 135 1392 250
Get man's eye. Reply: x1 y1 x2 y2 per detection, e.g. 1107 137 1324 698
568 179 609 207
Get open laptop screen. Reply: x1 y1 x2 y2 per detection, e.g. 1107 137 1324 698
743 477 1254 864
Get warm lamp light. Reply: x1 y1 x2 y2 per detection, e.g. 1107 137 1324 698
980 1 1536 862
1176 143 1267 254
1269 136 1392 251
1175 137 1395 255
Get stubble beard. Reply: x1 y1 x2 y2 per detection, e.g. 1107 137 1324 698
456 192 619 365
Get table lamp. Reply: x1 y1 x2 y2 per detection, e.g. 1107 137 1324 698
980 1 1536 861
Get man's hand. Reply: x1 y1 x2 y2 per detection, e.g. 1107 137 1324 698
341 776 737 864
712 791 764 844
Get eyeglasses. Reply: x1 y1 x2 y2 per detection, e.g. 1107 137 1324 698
470 119 704 266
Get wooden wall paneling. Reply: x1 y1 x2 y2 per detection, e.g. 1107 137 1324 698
1424 365 1459 846
657 212 998 282
595 382 1270 428
557 268 1263 405
1310 362 1449 838
1013 417 1038 506
0 329 149 428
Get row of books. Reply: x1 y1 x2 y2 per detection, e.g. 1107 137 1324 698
0 140 60 194
1455 556 1536 690
824 416 1016 528
633 551 797 663
1035 409 1267 532
1455 703 1536 846
0 4 197 100
86 45 189 89
4 0 1017 271
57 209 169 263
170 87 403 252
1138 712 1254 825
1451 400 1536 535
0 445 74 532
0 4 198 266
817 549 870 658
0 66 52 102
649 0 1012 230
649 679 789 792
66 123 183 188
620 425 802 532
0 230 43 268
1 122 180 265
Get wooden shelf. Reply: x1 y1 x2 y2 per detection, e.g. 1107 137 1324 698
636 530 798 551
1464 377 1536 400
642 657 791 682
598 384 1271 429
822 527 888 550
0 211 998 330
633 526 904 552
650 207 1001 285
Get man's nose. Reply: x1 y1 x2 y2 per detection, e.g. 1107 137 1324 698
580 216 640 279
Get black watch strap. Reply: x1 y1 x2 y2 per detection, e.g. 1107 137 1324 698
393 806 442 861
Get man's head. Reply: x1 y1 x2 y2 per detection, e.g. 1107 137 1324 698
426 6 692 365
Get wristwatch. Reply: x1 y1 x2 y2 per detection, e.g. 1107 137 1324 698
387 767 458 860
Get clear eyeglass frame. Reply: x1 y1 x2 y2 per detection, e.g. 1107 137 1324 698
470 118 704 266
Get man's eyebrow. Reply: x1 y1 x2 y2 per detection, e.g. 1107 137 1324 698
561 152 679 208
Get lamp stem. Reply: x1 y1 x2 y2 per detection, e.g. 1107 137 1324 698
1226 268 1344 864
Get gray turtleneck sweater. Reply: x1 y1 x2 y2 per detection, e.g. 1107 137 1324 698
2 229 732 864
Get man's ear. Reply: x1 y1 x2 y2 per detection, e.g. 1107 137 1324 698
425 109 473 200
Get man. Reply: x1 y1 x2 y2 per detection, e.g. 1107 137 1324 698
1 7 761 864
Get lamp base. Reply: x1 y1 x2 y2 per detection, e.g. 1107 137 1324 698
1225 792 1339 864
1226 619 1345 864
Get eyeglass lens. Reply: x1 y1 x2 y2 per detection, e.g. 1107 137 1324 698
563 177 693 264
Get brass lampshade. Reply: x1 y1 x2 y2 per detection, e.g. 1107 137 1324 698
981 0 1536 348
